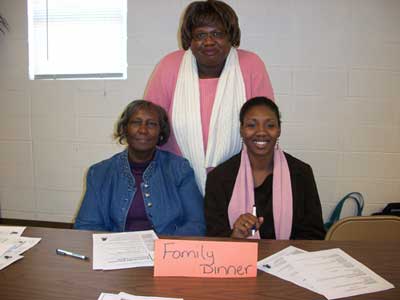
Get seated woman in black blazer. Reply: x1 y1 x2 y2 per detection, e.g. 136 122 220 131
204 97 325 239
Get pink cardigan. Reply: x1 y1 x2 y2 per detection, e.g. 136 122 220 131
144 49 274 156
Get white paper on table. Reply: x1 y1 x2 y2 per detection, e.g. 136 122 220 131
257 246 317 291
0 252 23 270
0 232 41 270
93 230 158 270
285 248 395 299
8 236 42 254
0 226 26 236
98 293 123 300
3 236 41 255
0 240 15 257
257 245 306 272
119 292 183 300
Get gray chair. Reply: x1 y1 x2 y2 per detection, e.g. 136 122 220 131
325 215 400 241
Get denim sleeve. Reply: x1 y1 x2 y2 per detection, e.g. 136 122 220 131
173 160 206 236
74 167 108 231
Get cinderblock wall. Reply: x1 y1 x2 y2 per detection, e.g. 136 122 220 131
0 0 399 222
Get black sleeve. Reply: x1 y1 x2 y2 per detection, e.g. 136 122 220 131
293 164 326 240
204 171 233 237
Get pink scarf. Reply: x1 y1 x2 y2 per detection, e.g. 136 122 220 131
228 144 293 240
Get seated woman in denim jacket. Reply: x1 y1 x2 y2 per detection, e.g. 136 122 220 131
75 100 205 236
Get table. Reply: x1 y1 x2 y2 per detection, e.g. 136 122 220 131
0 227 399 300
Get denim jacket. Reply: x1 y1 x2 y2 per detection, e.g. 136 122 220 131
74 149 205 236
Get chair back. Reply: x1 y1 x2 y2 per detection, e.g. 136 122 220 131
325 215 400 241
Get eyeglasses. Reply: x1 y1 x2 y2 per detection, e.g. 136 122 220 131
192 31 226 42
129 119 159 129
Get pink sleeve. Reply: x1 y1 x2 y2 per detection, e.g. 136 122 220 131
144 50 184 111
238 50 275 101
144 51 184 156
250 58 274 101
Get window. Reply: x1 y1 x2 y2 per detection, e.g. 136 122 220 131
28 0 127 80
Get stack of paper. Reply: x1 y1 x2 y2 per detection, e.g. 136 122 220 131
257 246 394 299
93 230 158 270
98 292 182 300
0 226 41 270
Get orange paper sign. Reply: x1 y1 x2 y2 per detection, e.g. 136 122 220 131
154 239 258 278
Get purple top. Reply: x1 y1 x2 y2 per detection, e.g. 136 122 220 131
125 160 153 231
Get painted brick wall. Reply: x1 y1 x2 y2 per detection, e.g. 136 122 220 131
0 0 399 223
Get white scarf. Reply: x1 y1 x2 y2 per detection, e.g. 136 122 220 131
172 48 246 194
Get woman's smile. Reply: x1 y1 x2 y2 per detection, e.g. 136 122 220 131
240 105 281 158
126 108 161 162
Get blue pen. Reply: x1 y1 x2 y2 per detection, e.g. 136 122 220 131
56 248 88 260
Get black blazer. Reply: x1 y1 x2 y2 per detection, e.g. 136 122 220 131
204 152 326 239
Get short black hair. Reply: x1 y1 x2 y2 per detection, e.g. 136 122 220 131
114 100 170 146
180 0 241 50
239 97 281 127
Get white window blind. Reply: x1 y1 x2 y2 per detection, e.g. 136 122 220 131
28 0 127 80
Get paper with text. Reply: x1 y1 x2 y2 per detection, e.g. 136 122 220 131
0 252 23 270
119 292 183 300
154 239 257 278
93 230 158 270
286 248 394 299
2 236 41 255
0 230 41 271
0 237 41 271
98 292 183 300
0 226 26 236
0 240 15 257
257 245 315 290
97 293 122 300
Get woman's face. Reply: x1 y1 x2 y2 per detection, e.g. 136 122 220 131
240 105 281 159
190 22 231 75
126 108 160 158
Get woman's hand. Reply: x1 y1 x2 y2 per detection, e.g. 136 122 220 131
231 213 264 238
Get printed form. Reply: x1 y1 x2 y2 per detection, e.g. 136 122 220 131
257 245 314 290
286 248 394 299
93 230 158 270
0 226 26 236
258 246 394 299
0 226 41 270
98 292 182 300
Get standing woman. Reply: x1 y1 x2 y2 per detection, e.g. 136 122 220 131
204 97 326 240
145 0 274 194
